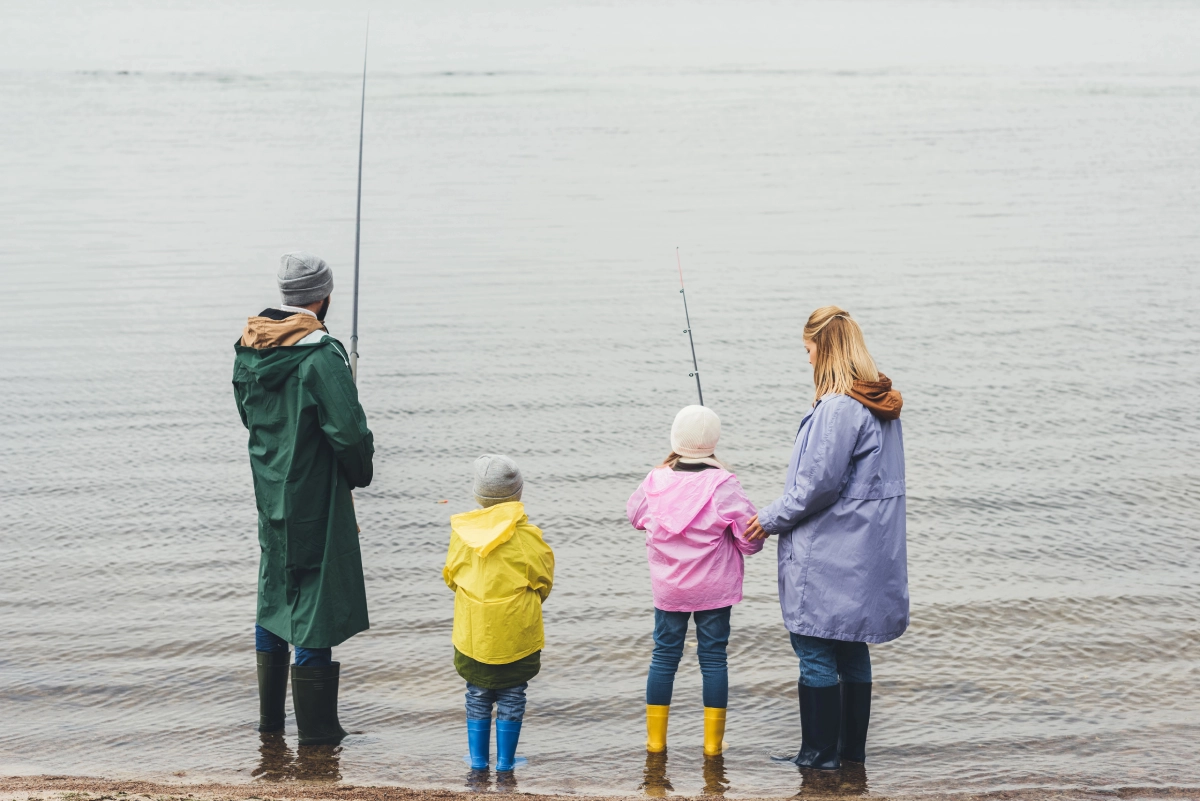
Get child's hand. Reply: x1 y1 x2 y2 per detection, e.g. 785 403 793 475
744 514 771 542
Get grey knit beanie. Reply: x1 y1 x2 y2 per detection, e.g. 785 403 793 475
473 454 524 507
278 252 334 306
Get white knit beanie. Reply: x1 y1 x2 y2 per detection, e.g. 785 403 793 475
670 405 722 466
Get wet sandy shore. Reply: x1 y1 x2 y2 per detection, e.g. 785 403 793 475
2 776 1198 801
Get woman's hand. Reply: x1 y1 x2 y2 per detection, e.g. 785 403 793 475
744 514 771 542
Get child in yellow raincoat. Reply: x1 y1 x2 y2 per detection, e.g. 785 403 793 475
444 454 555 772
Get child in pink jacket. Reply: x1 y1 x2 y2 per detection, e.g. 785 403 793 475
627 405 760 757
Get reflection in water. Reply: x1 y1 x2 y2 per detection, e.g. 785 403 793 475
464 768 491 793
701 754 729 796
252 732 293 782
252 734 342 783
641 751 673 797
494 770 519 792
294 744 343 782
794 763 868 798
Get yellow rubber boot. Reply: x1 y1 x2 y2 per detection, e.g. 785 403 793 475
646 704 670 753
703 707 727 756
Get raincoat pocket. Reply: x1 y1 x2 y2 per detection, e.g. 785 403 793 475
779 534 795 563
287 517 328 571
289 465 332 522
841 479 906 500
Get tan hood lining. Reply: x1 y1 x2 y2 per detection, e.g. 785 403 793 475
240 314 327 349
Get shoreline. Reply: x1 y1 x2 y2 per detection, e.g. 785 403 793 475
3 776 1199 801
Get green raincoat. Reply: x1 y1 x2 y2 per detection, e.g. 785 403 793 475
233 313 374 649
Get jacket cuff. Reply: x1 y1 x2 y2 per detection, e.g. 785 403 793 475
758 502 782 536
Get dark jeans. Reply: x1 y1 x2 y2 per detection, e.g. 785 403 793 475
255 624 332 667
646 606 731 708
789 632 871 687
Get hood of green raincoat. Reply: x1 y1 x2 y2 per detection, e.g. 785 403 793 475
450 502 527 557
234 328 348 391
234 343 322 390
235 313 337 391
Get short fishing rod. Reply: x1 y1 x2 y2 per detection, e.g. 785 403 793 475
676 247 704 406
349 18 369 384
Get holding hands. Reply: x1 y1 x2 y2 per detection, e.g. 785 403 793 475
744 514 770 542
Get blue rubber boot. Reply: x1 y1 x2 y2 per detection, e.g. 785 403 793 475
467 718 491 770
495 719 522 772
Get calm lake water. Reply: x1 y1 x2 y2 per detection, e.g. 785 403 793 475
1 1 1198 797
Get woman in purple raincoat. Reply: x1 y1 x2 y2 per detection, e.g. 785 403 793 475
745 306 908 770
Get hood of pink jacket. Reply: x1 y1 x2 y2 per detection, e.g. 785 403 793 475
641 467 734 535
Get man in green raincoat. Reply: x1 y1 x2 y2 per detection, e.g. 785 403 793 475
233 252 374 746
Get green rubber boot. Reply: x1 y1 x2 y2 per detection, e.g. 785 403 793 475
256 650 290 732
291 662 349 746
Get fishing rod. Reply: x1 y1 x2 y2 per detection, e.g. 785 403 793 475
676 247 704 406
349 18 369 384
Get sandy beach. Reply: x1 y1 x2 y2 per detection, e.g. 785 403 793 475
3 776 1199 801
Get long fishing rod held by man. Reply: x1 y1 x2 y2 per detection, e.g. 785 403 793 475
231 25 376 750
349 19 369 384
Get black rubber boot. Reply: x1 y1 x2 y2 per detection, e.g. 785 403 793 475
839 682 872 763
291 662 349 746
256 650 290 732
795 682 842 769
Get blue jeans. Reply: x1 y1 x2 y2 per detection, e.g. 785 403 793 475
465 681 528 722
646 606 731 708
789 632 872 687
255 624 332 667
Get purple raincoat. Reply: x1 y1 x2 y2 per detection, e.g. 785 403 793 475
628 468 761 612
758 393 909 643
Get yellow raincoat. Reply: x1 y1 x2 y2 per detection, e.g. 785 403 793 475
444 502 555 664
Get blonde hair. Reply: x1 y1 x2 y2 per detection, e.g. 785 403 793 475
657 451 727 470
804 306 879 402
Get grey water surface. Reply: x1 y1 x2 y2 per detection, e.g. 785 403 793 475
1 1 1198 797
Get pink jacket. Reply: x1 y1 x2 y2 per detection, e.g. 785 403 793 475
627 467 761 612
